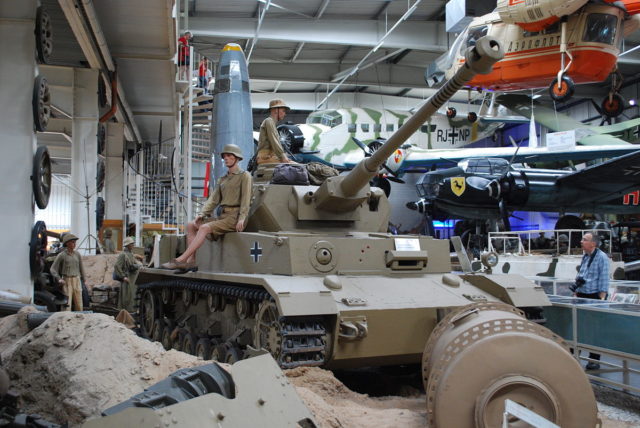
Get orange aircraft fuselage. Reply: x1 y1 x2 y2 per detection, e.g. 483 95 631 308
450 4 624 92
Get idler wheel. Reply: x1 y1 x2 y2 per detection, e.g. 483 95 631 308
422 302 597 428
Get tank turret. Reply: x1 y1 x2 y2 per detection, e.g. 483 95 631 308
137 36 598 428
249 36 503 233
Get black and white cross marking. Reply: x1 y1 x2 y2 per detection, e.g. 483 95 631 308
250 241 263 263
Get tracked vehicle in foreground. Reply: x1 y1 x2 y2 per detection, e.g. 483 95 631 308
137 37 598 427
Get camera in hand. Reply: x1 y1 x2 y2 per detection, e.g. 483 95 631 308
570 276 586 292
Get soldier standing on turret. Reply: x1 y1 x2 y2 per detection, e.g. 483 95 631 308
256 99 293 165
50 233 85 311
162 144 252 270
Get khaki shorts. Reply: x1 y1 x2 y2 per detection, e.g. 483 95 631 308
204 207 239 240
256 149 285 165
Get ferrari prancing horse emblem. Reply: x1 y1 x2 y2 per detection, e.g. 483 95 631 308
451 177 465 196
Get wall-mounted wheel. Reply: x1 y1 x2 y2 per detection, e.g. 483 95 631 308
35 7 53 64
97 124 106 154
29 221 48 278
32 75 51 132
32 146 52 209
96 158 105 193
548 75 574 102
601 93 625 118
96 197 105 231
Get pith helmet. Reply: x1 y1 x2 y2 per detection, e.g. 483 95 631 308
123 237 135 247
268 99 290 111
104 229 112 237
62 233 78 245
221 144 243 160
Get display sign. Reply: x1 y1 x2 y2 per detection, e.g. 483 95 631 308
394 238 420 251
546 130 576 151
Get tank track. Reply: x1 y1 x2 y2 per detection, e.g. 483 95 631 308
135 279 329 369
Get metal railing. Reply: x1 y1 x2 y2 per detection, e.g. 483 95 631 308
488 229 615 256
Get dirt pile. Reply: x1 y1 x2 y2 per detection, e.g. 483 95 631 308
0 309 637 427
82 254 120 291
286 366 426 427
0 310 204 425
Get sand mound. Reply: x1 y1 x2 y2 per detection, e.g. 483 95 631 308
0 311 636 428
1 311 204 425
285 366 426 427
82 254 120 291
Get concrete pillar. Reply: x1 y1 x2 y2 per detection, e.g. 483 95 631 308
70 68 99 255
0 1 38 301
105 122 124 221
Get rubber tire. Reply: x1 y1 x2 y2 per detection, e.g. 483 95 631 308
32 146 52 209
181 332 197 355
195 338 212 360
549 75 575 102
601 93 625 118
225 346 242 364
96 159 105 193
29 221 48 278
151 319 164 342
35 7 53 64
32 75 51 132
211 343 228 362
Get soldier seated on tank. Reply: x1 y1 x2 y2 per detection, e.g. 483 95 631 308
161 144 252 271
256 99 294 165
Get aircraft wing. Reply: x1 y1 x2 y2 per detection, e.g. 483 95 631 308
392 144 640 172
555 149 640 202
496 94 587 132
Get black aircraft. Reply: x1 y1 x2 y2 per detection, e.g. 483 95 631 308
407 151 640 231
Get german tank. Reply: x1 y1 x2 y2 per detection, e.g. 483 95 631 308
137 37 598 427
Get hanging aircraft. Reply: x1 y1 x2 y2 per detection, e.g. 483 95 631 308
407 150 640 231
497 93 640 139
425 0 640 117
276 106 516 169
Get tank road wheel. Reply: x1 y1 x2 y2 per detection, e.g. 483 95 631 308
195 339 212 360
32 146 52 209
225 346 242 364
151 319 164 342
138 290 158 338
181 332 197 355
207 293 225 312
161 287 172 304
211 343 228 362
422 303 597 428
182 289 193 307
236 298 251 319
161 324 173 350
253 301 283 360
548 75 575 103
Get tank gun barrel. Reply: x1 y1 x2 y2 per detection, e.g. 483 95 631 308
337 36 504 198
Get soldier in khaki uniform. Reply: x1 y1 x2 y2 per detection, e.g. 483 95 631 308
114 236 143 312
256 99 293 165
162 144 252 270
50 233 85 311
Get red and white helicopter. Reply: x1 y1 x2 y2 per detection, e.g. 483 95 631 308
427 0 640 117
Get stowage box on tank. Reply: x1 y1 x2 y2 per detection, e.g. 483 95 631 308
137 37 598 427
